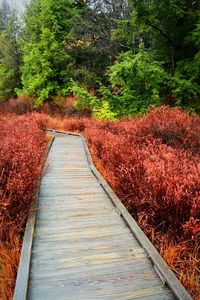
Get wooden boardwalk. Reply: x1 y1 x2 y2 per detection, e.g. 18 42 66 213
14 132 192 300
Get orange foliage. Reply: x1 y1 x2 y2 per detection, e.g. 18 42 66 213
0 229 21 300
0 113 47 299
161 239 200 300
0 106 199 299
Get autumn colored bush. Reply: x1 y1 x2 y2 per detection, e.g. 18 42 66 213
115 106 200 154
0 113 47 299
1 96 33 115
86 129 200 238
1 106 199 299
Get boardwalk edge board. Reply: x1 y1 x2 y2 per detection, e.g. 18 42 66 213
13 136 55 300
14 129 192 300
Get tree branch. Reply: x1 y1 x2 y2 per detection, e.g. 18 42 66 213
145 21 173 46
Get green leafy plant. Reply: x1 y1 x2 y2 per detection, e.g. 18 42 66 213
106 49 168 115
70 82 116 120
93 101 116 120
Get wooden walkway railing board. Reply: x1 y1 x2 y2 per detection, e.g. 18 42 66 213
14 131 192 300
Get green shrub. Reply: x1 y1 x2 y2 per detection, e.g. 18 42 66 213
107 50 168 115
93 101 116 120
70 82 116 120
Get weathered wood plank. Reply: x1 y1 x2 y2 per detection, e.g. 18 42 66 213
35 215 121 227
29 259 154 282
30 250 148 273
31 246 145 262
31 234 139 252
28 283 172 300
35 205 117 215
29 268 159 288
29 275 163 297
34 220 128 232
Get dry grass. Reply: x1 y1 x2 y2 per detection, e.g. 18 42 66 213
161 238 200 299
0 229 21 300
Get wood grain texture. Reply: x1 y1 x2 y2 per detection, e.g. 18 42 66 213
14 131 191 300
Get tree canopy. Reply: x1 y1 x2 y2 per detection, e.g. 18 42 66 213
0 0 199 115
0 1 21 99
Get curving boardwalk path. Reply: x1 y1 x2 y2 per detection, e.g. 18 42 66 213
14 132 192 300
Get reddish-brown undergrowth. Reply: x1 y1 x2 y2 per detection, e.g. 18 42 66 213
0 106 199 299
0 113 47 299
0 229 21 300
46 106 200 298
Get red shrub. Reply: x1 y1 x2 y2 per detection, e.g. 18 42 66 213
84 107 200 241
0 114 47 240
5 96 33 115
112 106 200 154
63 117 95 132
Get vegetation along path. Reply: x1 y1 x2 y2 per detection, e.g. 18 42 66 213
14 131 192 300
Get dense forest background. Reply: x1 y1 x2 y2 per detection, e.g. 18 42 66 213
0 2 200 298
0 0 200 117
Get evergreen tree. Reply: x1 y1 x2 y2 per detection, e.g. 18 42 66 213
107 0 200 113
20 0 78 107
66 0 131 88
131 0 199 72
0 0 199 114
0 9 22 100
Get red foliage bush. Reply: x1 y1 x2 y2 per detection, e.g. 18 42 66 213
0 114 47 240
84 107 200 241
110 106 200 154
63 117 94 132
3 96 33 115
1 106 199 298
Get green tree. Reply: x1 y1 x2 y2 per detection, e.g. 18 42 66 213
105 48 168 115
110 0 200 113
131 0 199 72
0 11 22 100
66 0 131 88
20 0 78 107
